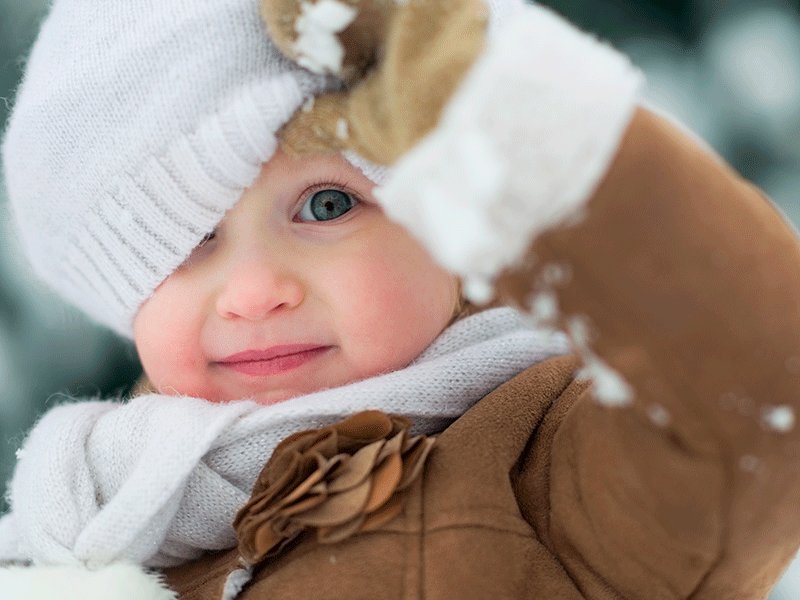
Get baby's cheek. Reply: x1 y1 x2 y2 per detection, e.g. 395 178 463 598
147 357 218 399
158 337 221 397
343 255 410 320
344 254 451 366
136 311 210 397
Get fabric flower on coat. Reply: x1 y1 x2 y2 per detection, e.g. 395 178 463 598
232 410 435 567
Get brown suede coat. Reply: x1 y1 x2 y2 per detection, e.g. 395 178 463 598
162 109 800 599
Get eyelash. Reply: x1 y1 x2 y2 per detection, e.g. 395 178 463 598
195 178 364 247
293 179 363 223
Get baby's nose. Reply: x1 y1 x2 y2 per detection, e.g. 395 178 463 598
215 260 305 320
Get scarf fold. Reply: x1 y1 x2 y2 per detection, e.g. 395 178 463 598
0 308 570 569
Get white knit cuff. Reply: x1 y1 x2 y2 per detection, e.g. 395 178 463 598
0 563 177 600
375 3 645 302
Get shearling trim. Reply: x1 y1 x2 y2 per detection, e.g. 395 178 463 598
375 3 644 303
0 562 177 600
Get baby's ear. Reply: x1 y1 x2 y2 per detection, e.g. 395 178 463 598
260 0 393 80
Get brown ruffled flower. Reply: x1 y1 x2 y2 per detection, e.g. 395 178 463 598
233 410 436 567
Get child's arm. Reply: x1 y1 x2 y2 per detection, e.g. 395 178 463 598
381 40 800 599
381 32 800 598
272 0 800 594
496 105 800 598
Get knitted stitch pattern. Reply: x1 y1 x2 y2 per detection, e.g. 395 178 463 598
0 0 526 338
2 0 337 337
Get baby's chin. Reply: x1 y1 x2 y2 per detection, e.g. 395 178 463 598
247 388 313 406
203 385 325 406
149 380 308 406
156 364 375 405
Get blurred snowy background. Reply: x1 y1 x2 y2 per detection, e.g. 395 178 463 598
1 0 800 593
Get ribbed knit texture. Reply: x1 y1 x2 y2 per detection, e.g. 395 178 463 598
0 0 379 338
0 308 570 568
1 0 515 339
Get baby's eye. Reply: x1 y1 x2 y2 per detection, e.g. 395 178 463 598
297 189 357 222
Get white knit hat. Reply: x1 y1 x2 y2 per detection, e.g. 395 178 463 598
2 0 517 339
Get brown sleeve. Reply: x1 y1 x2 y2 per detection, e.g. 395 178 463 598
500 107 800 598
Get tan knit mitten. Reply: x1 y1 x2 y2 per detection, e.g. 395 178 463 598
261 0 489 165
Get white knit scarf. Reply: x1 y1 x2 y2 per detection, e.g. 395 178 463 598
0 308 570 569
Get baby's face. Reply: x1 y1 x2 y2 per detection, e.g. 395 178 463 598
133 150 457 404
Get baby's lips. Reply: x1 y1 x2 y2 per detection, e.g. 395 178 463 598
216 343 330 364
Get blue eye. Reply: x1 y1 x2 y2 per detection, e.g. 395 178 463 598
298 189 357 222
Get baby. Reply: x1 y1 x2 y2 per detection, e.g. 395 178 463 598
133 150 459 406
3 0 800 598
